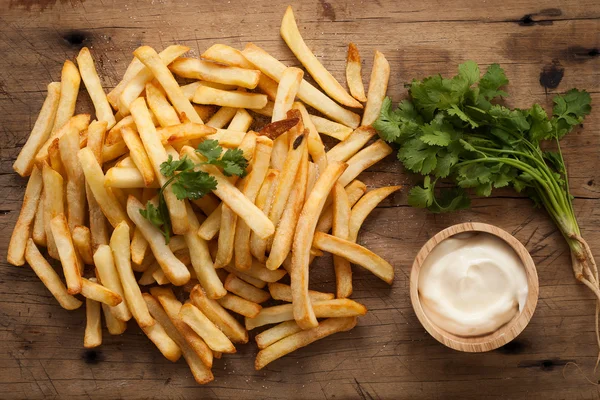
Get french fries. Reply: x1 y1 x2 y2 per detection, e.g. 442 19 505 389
332 183 353 298
59 122 87 230
349 186 401 241
81 277 123 307
346 43 367 102
8 167 43 266
193 86 267 110
310 115 354 141
206 106 237 129
179 303 236 353
216 293 262 318
72 226 94 265
170 58 261 89
224 274 271 304
50 214 82 294
13 82 61 177
93 244 132 321
121 126 155 187
76 47 116 129
362 50 390 126
146 82 180 127
36 113 90 164
268 282 334 303
42 165 65 259
313 232 394 284
84 282 103 349
337 140 393 187
85 121 110 249
53 60 81 133
291 161 347 329
292 102 327 172
228 109 253 132
280 6 362 109
102 303 128 335
255 320 303 350
326 125 377 163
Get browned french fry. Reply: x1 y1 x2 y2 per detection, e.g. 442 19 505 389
85 120 110 250
179 303 236 353
255 320 303 350
313 232 394 284
107 57 141 109
255 317 357 370
77 47 116 129
362 51 390 126
193 86 268 110
131 224 149 266
170 58 261 89
216 293 262 318
246 299 366 330
13 82 61 177
121 126 155 187
47 139 65 178
291 161 348 329
8 166 43 266
332 183 352 298
59 122 86 230
250 170 279 262
315 180 367 234
32 187 47 247
310 115 353 141
52 60 81 133
146 82 180 127
105 115 135 145
110 221 154 327
24 239 82 310
258 117 299 140
50 214 82 294
102 303 127 335
157 122 216 144
268 282 334 303
228 109 253 132
214 203 237 269
42 165 64 259
349 186 401 241
223 266 268 289
84 283 102 349
224 274 271 303
36 114 90 165
280 7 362 109
291 102 327 172
346 43 367 102
326 126 377 163
93 244 132 321
190 286 249 344
81 277 122 307
338 140 393 187
242 43 360 128
102 140 129 163
72 226 94 265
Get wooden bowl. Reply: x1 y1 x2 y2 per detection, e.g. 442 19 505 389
409 222 539 352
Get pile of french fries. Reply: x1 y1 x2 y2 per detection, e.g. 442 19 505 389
7 6 400 383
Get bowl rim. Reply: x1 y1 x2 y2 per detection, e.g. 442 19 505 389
409 222 539 353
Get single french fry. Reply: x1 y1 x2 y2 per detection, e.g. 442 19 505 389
102 303 127 335
78 148 132 229
131 228 149 266
102 140 129 162
229 260 286 283
190 286 248 344
271 67 303 169
120 45 190 116
81 277 122 307
110 221 154 327
204 128 246 148
93 244 132 321
53 60 81 133
310 115 353 141
214 203 237 269
107 57 141 109
191 193 219 216
130 97 189 234
47 139 65 178
86 120 110 249
179 303 236 353
198 203 222 240
280 7 362 109
346 43 367 102
291 102 327 172
193 86 267 110
42 165 64 259
120 126 155 187
246 299 366 330
84 289 102 348
104 167 157 188
72 226 94 265
224 274 271 303
250 170 279 262
59 123 86 230
8 167 43 266
253 100 275 117
326 125 377 163
349 186 401 242
24 239 82 310
266 145 308 270
36 114 90 164
138 261 160 285
268 282 334 303
13 82 61 176
224 266 266 289
291 161 348 329
194 104 218 122
105 115 135 145
158 122 216 144
77 47 116 129
255 320 303 350
243 43 360 128
338 140 393 187
362 51 390 126
146 82 180 127
50 214 82 294
255 317 357 370
216 293 261 318
151 287 213 369
332 183 352 298
32 187 47 247
206 106 237 129
315 180 367 234
234 137 273 270
170 58 260 89
313 232 394 284
228 109 253 132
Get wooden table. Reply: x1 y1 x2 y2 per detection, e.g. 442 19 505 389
1 0 599 398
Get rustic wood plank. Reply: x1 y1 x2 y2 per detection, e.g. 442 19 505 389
0 0 599 398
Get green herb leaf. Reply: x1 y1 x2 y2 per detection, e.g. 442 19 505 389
160 155 195 178
196 139 223 160
171 170 217 200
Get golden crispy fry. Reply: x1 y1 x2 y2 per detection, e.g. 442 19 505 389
224 274 271 303
121 126 155 186
332 183 352 298
102 302 128 335
326 126 377 163
204 128 246 148
179 303 236 353
36 114 90 164
315 180 367 234
78 147 132 228
77 47 116 129
110 221 154 327
291 161 347 329
193 86 267 110
310 115 353 141
93 244 132 321
50 214 82 294
255 317 357 370
280 7 362 109
32 186 47 247
53 60 81 133
146 82 180 127
42 165 65 259
194 104 218 122
291 102 327 172
216 293 262 318
104 167 159 188
13 82 61 177
271 67 303 168
349 186 401 241
214 203 237 269
246 299 366 330
8 166 43 266
362 51 390 126
252 100 274 117
250 170 279 262
72 226 94 265
84 284 102 348
47 139 64 178
157 122 216 144
170 58 260 89
198 203 222 241
102 139 129 162
255 320 303 350
228 109 253 132
231 259 287 283
86 121 110 249
313 232 394 284
190 193 219 216
338 140 393 187
59 123 86 230
107 57 142 109
223 266 267 289
105 115 135 145
206 106 237 129
81 277 122 307
242 43 360 128
24 239 82 310
345 43 367 102
268 282 334 303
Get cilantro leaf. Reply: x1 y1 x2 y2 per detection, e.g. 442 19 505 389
139 198 171 243
398 138 438 175
196 139 223 160
139 202 164 227
160 155 195 178
551 89 591 138
219 148 249 177
527 103 553 144
458 60 480 87
407 176 470 213
478 63 508 101
171 170 217 200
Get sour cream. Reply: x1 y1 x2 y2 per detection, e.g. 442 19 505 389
418 232 528 337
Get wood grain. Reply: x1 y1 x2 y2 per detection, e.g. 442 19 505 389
1 0 599 399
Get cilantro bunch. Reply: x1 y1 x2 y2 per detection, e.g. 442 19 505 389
140 139 248 242
375 62 600 356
